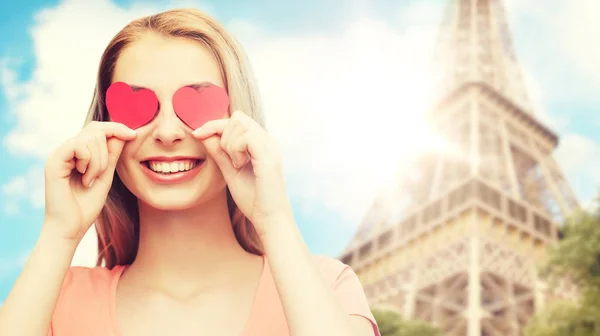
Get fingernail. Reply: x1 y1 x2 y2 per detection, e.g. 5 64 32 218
88 178 95 188
193 129 206 138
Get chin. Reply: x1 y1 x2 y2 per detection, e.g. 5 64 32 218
144 195 202 211
138 182 226 211
144 186 201 209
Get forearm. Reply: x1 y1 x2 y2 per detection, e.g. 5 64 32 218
261 218 357 336
0 222 78 336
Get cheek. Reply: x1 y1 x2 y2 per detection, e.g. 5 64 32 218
204 157 224 180
114 159 135 191
196 159 228 200
195 158 228 195
115 160 129 178
114 144 141 184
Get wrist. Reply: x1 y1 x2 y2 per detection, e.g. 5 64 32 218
259 215 302 253
40 219 81 253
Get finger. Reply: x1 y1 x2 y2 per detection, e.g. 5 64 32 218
229 110 270 161
89 121 137 141
192 119 229 139
223 121 248 168
221 119 242 149
229 133 250 168
219 119 237 150
96 137 126 186
220 119 242 162
83 135 102 187
230 112 273 165
96 133 109 173
96 138 125 187
105 137 126 172
73 139 91 176
202 135 237 181
92 134 109 187
230 110 261 133
45 138 77 179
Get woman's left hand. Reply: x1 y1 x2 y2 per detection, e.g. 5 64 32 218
192 110 293 237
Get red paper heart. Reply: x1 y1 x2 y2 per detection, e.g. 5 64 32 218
172 85 230 129
105 82 159 129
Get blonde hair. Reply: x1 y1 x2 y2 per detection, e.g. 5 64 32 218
84 8 265 268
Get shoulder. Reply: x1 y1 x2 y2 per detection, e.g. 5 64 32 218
311 255 380 335
58 265 120 298
51 265 124 333
311 254 348 269
311 255 353 280
63 265 119 284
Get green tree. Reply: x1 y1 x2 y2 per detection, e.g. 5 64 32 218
523 299 600 336
524 200 600 336
372 308 442 336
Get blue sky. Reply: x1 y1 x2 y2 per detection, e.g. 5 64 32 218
1 0 600 304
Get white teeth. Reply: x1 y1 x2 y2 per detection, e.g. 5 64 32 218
148 160 198 174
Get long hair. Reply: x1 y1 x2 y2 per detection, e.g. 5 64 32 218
83 8 265 269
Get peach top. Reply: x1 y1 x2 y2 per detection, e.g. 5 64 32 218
49 255 380 335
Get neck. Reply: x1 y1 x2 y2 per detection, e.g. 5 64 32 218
130 190 257 289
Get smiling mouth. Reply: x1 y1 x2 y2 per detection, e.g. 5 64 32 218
143 159 204 174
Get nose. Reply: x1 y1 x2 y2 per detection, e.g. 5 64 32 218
151 104 186 146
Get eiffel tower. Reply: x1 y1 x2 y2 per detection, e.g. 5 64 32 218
338 1 579 335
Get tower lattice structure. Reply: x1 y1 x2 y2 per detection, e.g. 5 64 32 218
338 1 579 335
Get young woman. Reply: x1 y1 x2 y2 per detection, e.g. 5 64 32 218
0 8 379 336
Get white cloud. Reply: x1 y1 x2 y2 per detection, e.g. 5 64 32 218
1 0 169 159
555 134 600 180
554 133 600 206
230 11 443 221
559 0 600 89
504 0 549 18
2 0 600 261
503 0 600 206
2 202 19 216
16 251 30 268
395 1 443 29
0 250 30 280
504 0 600 102
0 259 12 279
2 0 443 226
2 176 27 197
521 70 557 129
1 167 44 215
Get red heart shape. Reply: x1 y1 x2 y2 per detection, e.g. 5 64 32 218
105 82 158 129
172 85 230 129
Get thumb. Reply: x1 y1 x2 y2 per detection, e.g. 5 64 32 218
202 136 237 181
107 137 126 170
97 137 126 184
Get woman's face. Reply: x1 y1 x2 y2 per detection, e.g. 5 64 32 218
112 33 228 210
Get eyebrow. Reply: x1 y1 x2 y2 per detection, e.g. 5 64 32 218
129 81 216 92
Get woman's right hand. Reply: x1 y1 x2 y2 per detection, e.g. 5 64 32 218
43 121 137 243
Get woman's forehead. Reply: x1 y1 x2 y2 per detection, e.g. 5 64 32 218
113 34 225 94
